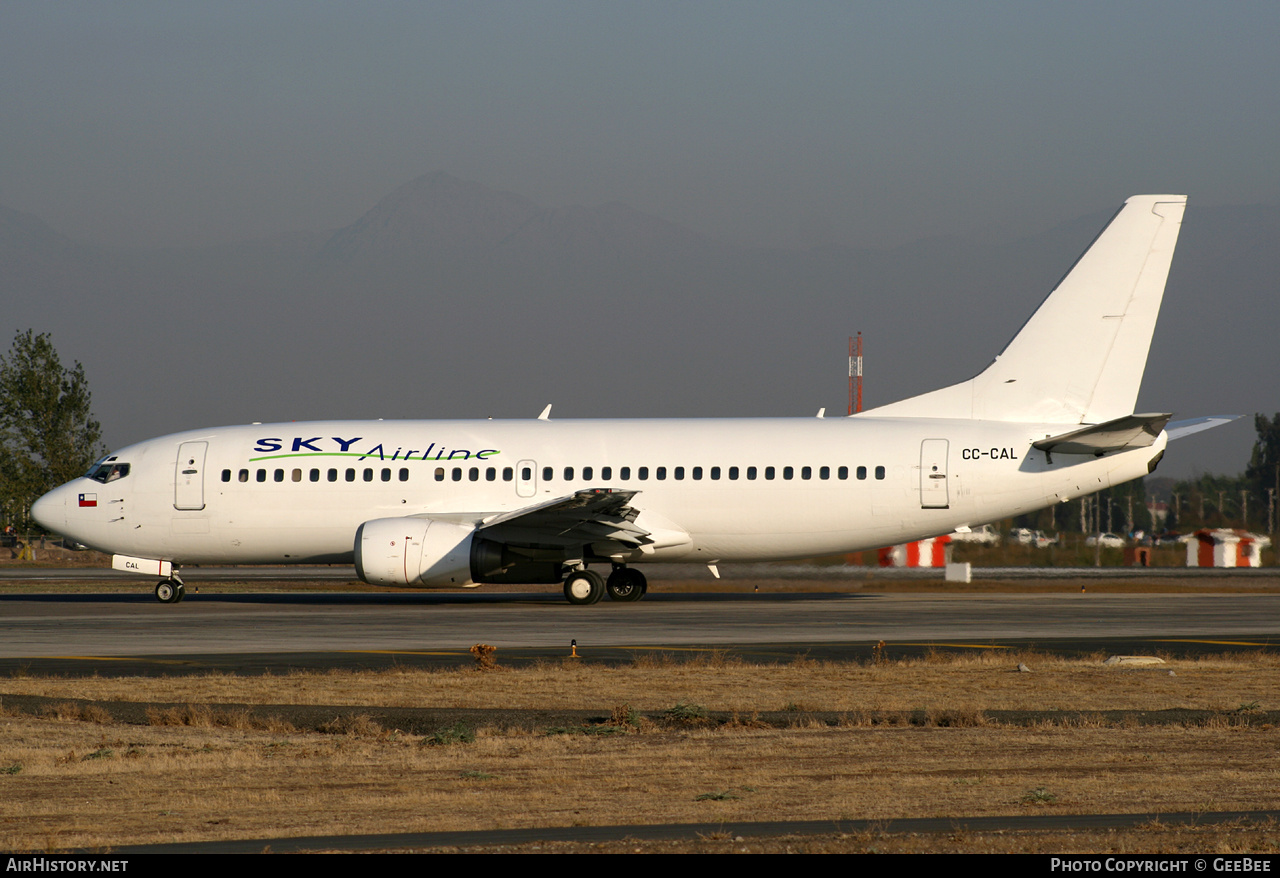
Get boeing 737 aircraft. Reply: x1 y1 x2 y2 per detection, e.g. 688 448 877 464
32 195 1225 604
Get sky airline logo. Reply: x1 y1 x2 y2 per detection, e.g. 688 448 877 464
250 437 500 463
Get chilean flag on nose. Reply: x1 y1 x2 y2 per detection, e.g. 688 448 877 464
78 493 97 507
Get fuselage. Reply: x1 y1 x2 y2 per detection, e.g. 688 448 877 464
32 415 1164 576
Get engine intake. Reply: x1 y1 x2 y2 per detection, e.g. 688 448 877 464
354 518 476 587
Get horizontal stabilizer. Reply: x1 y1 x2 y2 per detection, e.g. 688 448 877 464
1166 415 1241 441
1032 412 1172 458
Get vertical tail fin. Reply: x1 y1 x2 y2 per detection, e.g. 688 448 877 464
862 195 1186 424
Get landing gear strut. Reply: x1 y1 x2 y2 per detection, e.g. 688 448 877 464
606 565 647 602
155 574 185 604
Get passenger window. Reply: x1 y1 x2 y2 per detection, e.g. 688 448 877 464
802 466 811 480
620 466 631 480
582 466 593 480
452 468 462 481
875 465 886 480
346 468 356 482
747 466 757 480
564 467 574 481
765 466 775 480
638 467 649 480
675 466 685 480
520 467 530 481
309 469 320 482
857 466 867 480
838 466 848 480
257 469 267 483
486 467 496 481
363 468 373 482
328 469 338 482
542 467 553 481
728 466 738 480
292 469 302 482
655 466 666 480
239 469 249 483
274 469 284 482
503 467 513 481
469 467 479 481
601 466 611 480
820 466 830 480
399 468 409 481
381 468 391 482
221 469 231 482
783 466 793 480
435 468 445 482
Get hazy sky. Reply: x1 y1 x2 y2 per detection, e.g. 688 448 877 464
3 2 1278 251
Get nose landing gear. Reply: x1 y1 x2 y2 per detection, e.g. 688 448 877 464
155 574 185 603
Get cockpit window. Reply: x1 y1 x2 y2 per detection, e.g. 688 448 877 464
85 460 130 484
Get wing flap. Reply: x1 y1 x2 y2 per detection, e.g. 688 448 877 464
477 488 651 549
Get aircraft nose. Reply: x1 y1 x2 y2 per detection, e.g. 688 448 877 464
30 486 66 532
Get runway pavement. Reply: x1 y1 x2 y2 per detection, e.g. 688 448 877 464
2 588 1277 670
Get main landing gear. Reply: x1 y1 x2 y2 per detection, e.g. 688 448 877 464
606 565 647 602
155 574 185 604
562 565 648 605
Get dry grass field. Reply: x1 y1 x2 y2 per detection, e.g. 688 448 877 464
3 651 1279 853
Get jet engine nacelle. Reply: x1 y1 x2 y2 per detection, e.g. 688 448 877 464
354 517 478 587
355 517 570 587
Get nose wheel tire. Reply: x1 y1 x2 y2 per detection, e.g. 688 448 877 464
563 570 605 605
606 567 647 602
155 579 185 603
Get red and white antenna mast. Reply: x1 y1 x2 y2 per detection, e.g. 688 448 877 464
847 333 863 415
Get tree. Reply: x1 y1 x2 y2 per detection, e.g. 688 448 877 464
0 330 104 530
1246 413 1280 535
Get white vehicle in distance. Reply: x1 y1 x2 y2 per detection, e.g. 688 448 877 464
950 524 1002 545
1085 532 1127 548
1010 528 1059 548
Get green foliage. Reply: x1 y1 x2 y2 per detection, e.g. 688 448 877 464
1170 472 1252 531
610 702 641 728
1021 787 1057 805
1168 415 1280 533
665 702 709 722
1247 413 1280 526
423 722 475 746
0 330 104 530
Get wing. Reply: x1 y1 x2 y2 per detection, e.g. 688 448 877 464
477 488 651 557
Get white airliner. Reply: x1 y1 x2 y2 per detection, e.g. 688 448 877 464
32 195 1226 605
